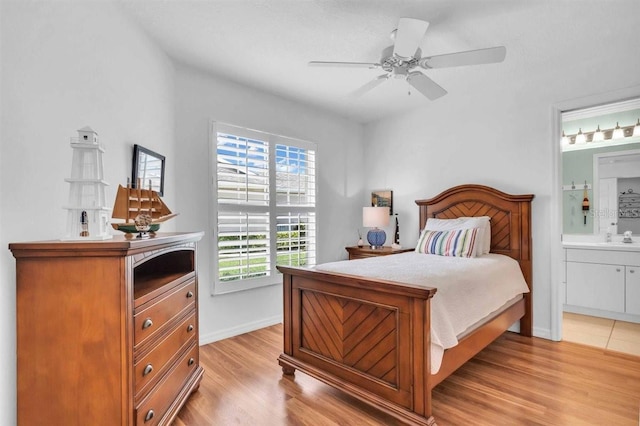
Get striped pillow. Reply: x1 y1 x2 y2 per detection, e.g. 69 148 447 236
415 228 479 258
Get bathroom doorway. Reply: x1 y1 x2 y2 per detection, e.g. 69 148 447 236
553 94 640 355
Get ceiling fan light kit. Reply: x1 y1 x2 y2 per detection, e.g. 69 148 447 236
309 17 506 100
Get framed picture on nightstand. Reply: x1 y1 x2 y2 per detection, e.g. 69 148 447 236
371 190 393 214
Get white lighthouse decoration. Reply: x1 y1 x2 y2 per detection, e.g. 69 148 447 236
62 126 112 240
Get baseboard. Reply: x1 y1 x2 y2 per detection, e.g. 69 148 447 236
199 314 283 345
533 326 552 340
200 315 553 346
564 304 640 323
508 322 552 340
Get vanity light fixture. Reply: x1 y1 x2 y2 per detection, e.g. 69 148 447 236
612 122 625 139
592 125 604 142
561 120 639 147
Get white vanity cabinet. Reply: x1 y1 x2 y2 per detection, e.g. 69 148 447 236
566 261 624 311
564 246 640 322
627 266 640 315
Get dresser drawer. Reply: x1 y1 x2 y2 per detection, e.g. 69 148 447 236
134 280 196 348
134 311 197 400
135 343 199 426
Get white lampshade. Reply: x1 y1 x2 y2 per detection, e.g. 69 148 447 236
363 206 390 228
575 128 586 144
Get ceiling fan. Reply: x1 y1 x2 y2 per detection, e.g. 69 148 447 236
309 18 506 100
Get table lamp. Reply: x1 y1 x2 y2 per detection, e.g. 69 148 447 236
363 206 390 248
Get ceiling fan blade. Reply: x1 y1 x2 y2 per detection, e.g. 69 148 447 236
406 71 447 100
420 46 506 69
309 61 380 69
393 18 429 59
350 74 389 97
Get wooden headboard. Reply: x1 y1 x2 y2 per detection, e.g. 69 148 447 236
415 184 535 334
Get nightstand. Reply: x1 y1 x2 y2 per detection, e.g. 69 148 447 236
345 245 414 260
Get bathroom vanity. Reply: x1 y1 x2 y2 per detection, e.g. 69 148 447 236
563 241 640 322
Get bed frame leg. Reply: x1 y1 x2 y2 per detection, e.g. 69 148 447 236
279 357 296 376
281 365 295 376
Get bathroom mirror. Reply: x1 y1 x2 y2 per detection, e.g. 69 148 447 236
132 144 165 196
561 100 640 235
594 151 640 235
562 147 640 235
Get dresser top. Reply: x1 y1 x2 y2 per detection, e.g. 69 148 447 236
9 231 204 258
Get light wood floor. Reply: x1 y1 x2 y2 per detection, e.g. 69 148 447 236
175 324 640 426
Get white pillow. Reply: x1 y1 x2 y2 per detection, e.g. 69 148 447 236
461 216 491 254
423 216 490 256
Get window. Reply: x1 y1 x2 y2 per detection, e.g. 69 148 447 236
211 122 317 294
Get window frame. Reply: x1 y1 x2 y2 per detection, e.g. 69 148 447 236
209 121 318 295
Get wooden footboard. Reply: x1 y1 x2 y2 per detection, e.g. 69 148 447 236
278 266 438 425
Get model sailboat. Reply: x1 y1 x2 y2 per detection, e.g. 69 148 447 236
111 182 178 237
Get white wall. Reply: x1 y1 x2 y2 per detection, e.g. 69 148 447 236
0 1 176 423
362 10 640 339
174 64 364 343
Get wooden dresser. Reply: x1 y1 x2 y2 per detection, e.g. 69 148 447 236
10 232 204 426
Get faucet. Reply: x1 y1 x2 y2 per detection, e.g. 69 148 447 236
605 223 614 242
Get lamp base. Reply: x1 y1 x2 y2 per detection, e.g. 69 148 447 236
367 228 386 249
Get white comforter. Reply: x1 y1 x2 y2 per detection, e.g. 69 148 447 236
314 252 530 374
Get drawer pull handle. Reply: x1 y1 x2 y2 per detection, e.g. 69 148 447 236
144 409 154 422
143 364 153 376
142 318 153 329
616 268 621 272
186 291 194 298
188 357 195 366
631 269 636 273
187 324 194 332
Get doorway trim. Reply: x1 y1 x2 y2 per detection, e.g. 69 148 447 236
550 85 640 341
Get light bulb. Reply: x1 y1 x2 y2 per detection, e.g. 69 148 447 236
592 125 604 142
575 128 586 144
561 130 570 145
612 122 624 139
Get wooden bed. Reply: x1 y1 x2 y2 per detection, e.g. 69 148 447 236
277 184 534 425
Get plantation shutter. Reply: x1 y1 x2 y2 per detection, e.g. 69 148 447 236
213 123 317 294
216 133 269 205
217 212 270 282
275 143 316 268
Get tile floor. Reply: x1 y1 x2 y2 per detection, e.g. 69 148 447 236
563 312 640 356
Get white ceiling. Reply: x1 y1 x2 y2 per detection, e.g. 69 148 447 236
118 0 639 123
